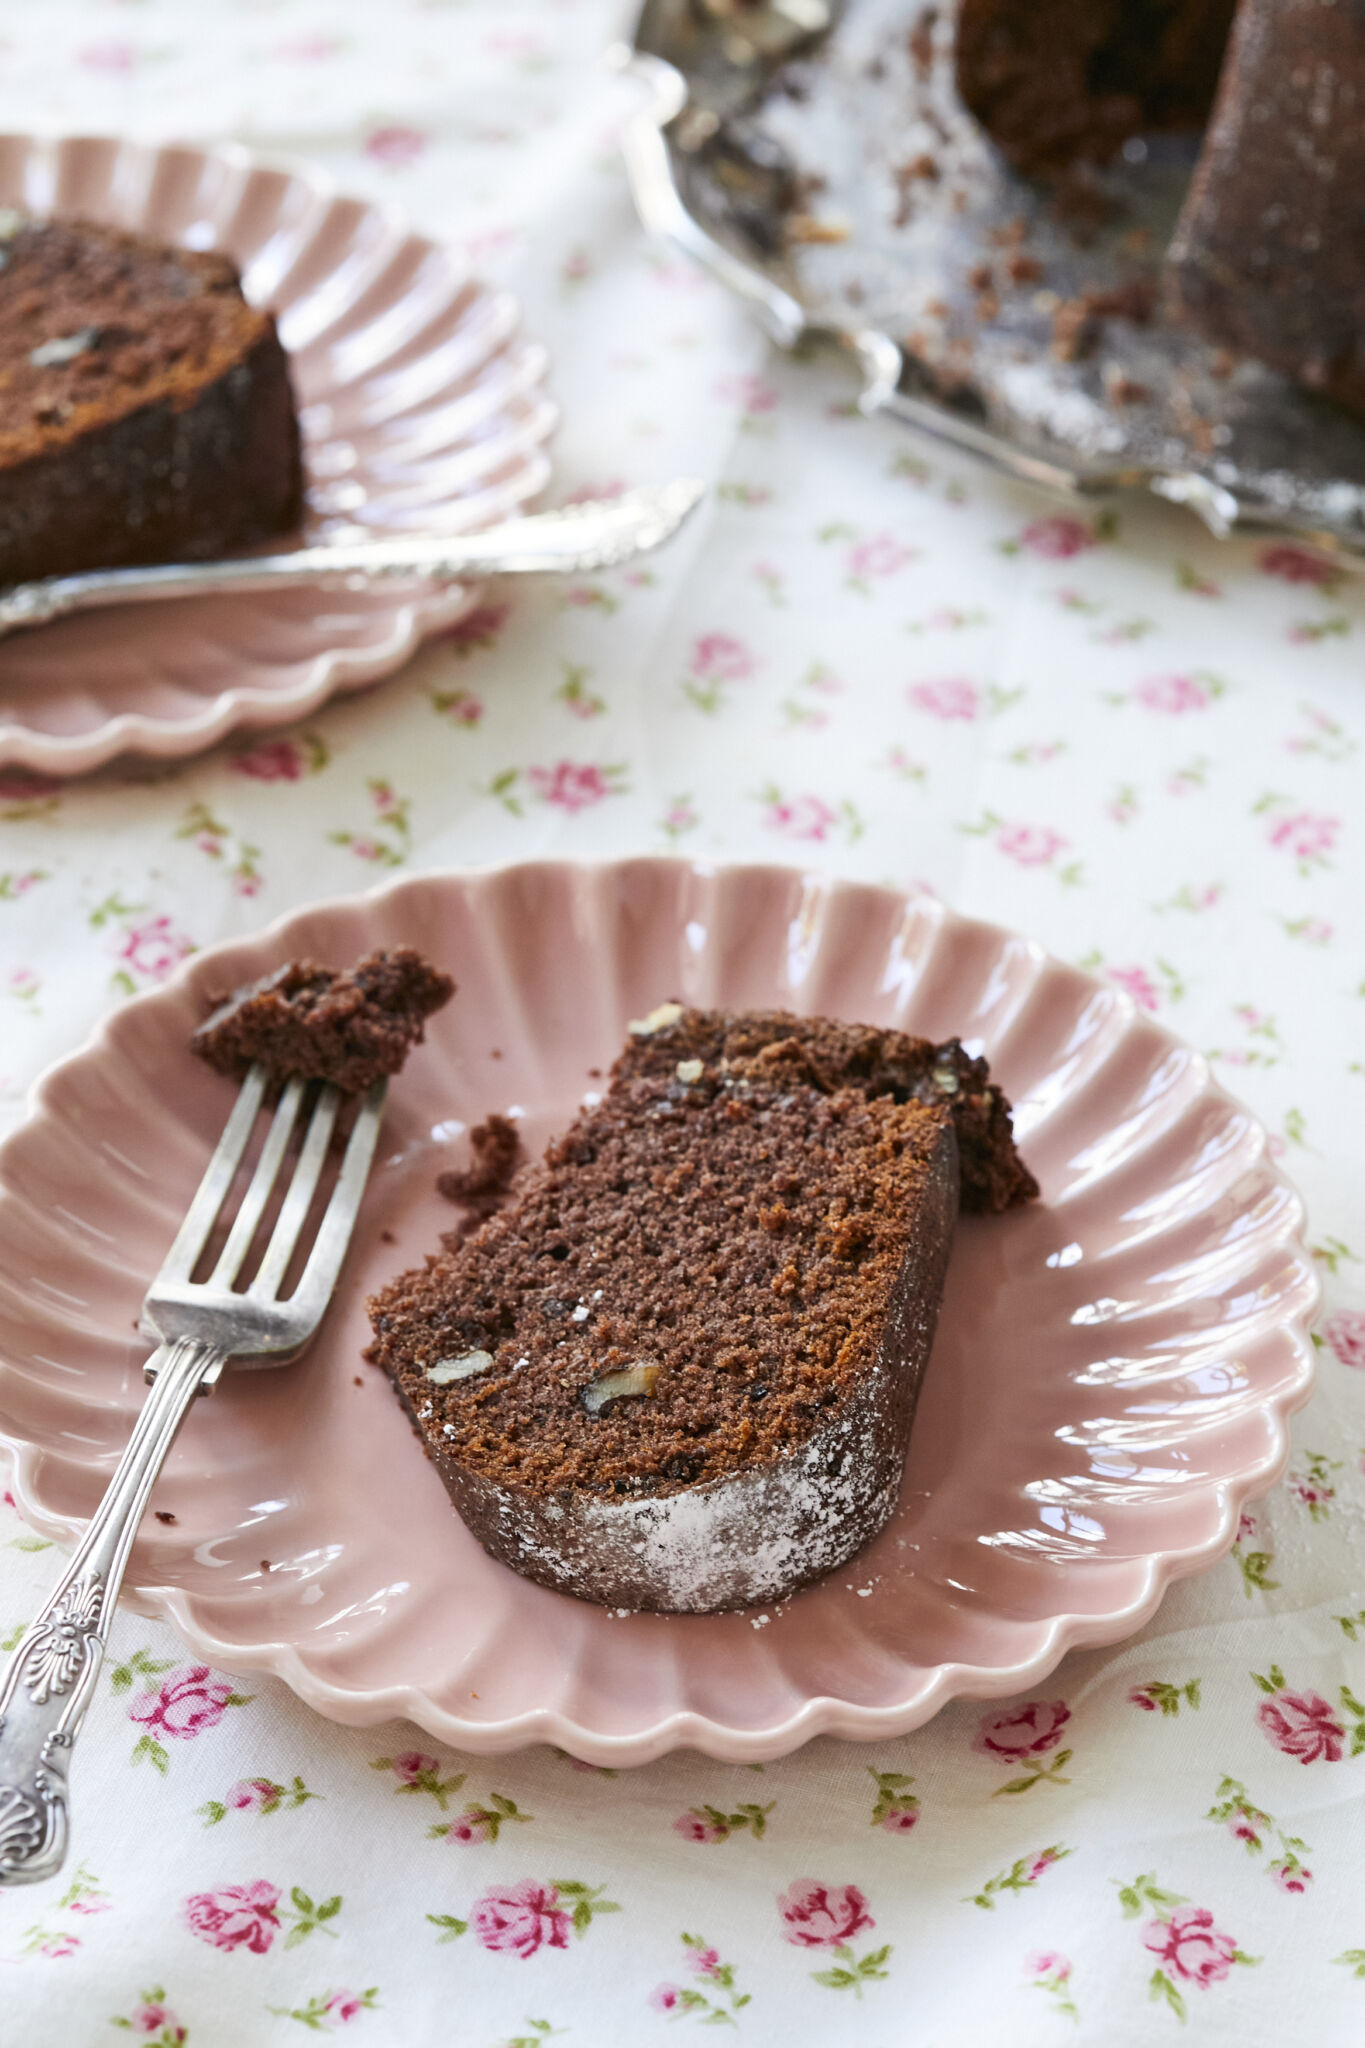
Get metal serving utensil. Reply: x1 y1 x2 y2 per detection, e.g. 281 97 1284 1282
0 477 706 638
0 1063 387 1885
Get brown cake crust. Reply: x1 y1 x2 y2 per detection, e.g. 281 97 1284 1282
955 0 1236 175
1168 0 1365 415
192 948 454 1093
0 218 302 583
615 1003 1036 1213
369 1033 961 1612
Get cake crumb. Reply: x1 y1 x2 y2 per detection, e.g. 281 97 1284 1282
154 1510 176 1525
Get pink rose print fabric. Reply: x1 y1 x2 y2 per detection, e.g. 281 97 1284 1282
472 1882 571 1957
129 1667 237 1741
0 4 1362 2045
1142 1906 1239 1987
184 1882 281 1955
778 1882 873 1948
973 1701 1070 1761
1256 1689 1345 1764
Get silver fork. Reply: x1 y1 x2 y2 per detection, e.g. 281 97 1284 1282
0 1063 387 1886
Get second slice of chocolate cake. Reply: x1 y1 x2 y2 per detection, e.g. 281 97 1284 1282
369 1022 970 1613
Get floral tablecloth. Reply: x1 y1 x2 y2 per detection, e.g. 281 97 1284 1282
2 4 1365 2044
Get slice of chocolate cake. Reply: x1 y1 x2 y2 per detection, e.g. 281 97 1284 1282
617 1003 1037 1214
192 948 454 1093
368 1022 974 1613
0 217 302 585
1168 0 1365 416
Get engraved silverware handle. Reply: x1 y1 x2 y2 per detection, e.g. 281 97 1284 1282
0 1337 225 1885
0 478 706 638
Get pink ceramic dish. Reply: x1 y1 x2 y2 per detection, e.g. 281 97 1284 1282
0 134 555 777
0 861 1317 1763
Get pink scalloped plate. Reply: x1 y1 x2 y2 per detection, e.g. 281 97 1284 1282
0 134 555 776
0 861 1318 1762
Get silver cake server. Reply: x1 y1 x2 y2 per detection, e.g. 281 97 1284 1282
0 477 706 638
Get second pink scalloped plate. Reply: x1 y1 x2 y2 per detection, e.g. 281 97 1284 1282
0 134 555 776
0 861 1318 1761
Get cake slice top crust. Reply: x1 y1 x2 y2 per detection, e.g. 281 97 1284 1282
0 218 279 465
191 947 454 1093
614 1004 1037 1213
368 1053 958 1500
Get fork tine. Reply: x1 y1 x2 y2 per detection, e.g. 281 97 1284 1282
209 1075 308 1290
158 1063 269 1283
247 1083 342 1301
290 1078 388 1318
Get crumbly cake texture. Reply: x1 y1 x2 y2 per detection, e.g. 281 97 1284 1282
616 1004 1036 1214
0 216 302 583
955 0 1237 175
191 948 454 1093
1168 0 1365 415
437 1112 524 1236
369 1022 969 1612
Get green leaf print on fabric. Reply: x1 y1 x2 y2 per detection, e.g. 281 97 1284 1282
110 1985 187 2045
554 662 606 717
969 1846 1072 1910
755 784 863 846
672 1801 773 1844
504 2024 566 2047
1129 1681 1202 1717
15 1862 109 1960
281 1889 343 1949
0 866 46 899
430 683 484 727
658 795 699 840
558 584 619 618
430 1792 533 1845
175 803 262 899
1205 1777 1312 1893
1283 703 1357 761
649 1933 750 2025
1335 1951 1365 1980
425 1914 468 1944
371 1752 466 1810
809 1945 892 1997
1287 1450 1342 1521
266 1987 378 2030
1025 1951 1078 2024
1233 1514 1279 1597
198 1775 320 1826
1175 560 1221 597
867 1770 920 1834
328 780 412 866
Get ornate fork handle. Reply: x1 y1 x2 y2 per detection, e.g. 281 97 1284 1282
0 1337 225 1884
